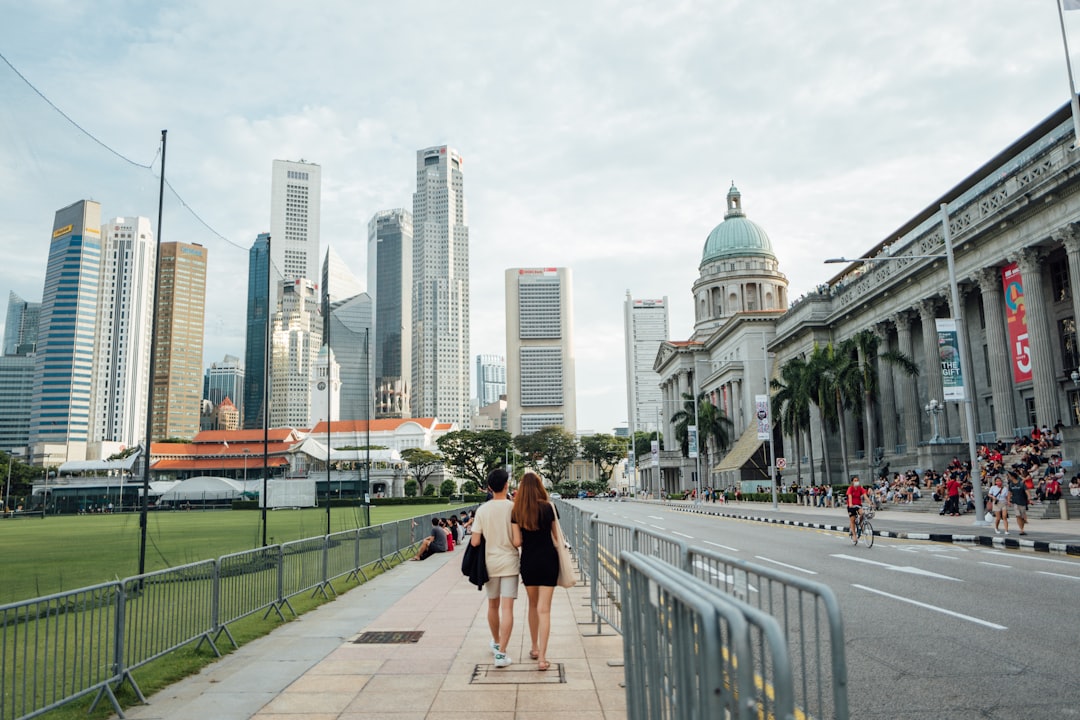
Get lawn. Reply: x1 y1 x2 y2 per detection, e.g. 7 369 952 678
0 504 468 605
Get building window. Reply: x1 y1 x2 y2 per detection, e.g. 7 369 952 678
1060 317 1079 374
1050 257 1071 303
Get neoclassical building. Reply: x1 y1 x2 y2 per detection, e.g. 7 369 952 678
649 184 789 494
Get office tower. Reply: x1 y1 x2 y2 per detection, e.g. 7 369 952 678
3 292 40 356
309 345 341 427
0 356 35 453
624 293 669 435
150 242 208 441
205 354 245 419
368 209 412 419
243 233 270 429
270 159 321 310
322 246 363 306
29 200 103 465
328 293 374 421
269 278 322 428
476 354 506 406
90 217 156 456
505 267 576 435
412 146 469 426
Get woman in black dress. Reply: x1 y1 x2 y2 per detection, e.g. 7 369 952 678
511 471 559 670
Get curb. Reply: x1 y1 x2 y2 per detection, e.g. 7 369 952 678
665 502 1080 556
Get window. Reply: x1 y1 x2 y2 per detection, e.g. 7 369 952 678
1060 317 1079 373
1050 257 1071 302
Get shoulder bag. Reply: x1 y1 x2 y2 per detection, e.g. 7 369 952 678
552 516 576 588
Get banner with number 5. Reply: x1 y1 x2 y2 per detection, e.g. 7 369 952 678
1002 262 1033 383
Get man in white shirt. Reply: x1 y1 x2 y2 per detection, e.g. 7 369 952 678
470 468 519 667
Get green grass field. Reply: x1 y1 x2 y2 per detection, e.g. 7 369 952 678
0 504 467 605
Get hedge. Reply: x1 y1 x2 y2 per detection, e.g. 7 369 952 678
370 496 451 506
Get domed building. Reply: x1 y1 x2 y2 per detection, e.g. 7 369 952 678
645 184 788 497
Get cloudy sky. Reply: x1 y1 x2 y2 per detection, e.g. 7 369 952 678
0 0 1077 433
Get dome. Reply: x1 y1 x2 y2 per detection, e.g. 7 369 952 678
701 183 776 265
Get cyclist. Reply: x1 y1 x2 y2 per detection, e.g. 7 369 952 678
846 476 870 540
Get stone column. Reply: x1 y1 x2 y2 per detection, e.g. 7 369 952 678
876 322 898 455
976 266 1016 439
1062 227 1080 382
945 284 978 442
1017 246 1060 429
895 311 921 452
918 298 951 438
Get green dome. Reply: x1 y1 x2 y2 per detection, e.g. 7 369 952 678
701 183 775 264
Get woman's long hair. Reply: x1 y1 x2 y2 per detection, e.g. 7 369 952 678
511 471 549 531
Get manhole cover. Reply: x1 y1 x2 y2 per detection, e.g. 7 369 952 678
470 663 565 685
352 631 424 644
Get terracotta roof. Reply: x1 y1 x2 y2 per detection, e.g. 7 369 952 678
152 457 289 471
193 428 296 444
434 422 454 431
151 442 293 456
309 418 437 433
669 340 703 347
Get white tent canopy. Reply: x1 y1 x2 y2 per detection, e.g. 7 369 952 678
157 476 248 502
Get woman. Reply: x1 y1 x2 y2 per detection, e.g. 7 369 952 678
988 476 1010 535
511 471 560 671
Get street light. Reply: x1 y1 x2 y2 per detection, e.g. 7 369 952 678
924 399 943 444
243 449 250 484
824 201 986 525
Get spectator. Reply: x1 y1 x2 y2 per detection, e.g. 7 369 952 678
413 517 449 560
1046 475 1062 502
989 476 1010 535
1007 470 1030 536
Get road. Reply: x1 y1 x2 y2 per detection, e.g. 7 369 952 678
574 500 1080 719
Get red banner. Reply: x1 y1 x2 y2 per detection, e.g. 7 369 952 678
1002 263 1032 383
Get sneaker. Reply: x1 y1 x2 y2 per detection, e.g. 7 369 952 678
489 640 500 654
994 529 1001 535
493 653 512 668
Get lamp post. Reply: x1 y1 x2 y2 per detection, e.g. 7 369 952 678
824 201 986 525
653 407 662 498
924 399 943 444
243 449 250 484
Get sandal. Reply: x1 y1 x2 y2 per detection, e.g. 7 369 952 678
529 650 540 660
537 660 551 671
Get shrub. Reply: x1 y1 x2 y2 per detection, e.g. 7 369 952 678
439 479 457 497
422 483 437 497
371 497 451 506
461 480 480 494
404 479 418 497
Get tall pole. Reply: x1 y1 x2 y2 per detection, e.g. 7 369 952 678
325 274 332 536
364 327 371 525
261 235 271 546
1057 0 1080 148
765 332 778 509
691 369 702 504
4 452 12 515
655 406 661 498
139 129 166 574
940 203 986 524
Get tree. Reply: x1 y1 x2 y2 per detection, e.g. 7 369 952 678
670 392 733 485
513 427 579 485
772 356 813 485
436 430 512 487
461 480 480 494
806 343 840 485
578 434 628 483
632 430 661 462
422 483 437 496
400 448 443 497
404 479 418 497
439 478 457 497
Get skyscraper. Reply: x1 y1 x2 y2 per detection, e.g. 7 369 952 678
269 278 322 428
3 292 40 356
368 209 412 419
205 354 245 418
624 293 669 435
328 293 374 421
476 354 506 406
322 245 363 306
90 217 156 456
243 233 270 430
412 146 469 426
29 200 103 465
151 242 208 441
270 160 321 310
505 267 576 435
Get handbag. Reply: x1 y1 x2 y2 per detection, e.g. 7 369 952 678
552 516 576 588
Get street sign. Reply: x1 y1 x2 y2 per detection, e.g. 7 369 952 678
776 457 787 470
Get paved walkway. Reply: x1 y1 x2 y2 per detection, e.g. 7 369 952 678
120 550 626 720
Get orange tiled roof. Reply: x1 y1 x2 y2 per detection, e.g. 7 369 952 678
151 457 289 471
194 428 296 444
309 418 437 434
151 442 293 456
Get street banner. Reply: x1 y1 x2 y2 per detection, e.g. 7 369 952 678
1002 263 1033 383
650 440 659 468
687 425 698 458
755 394 770 440
936 318 966 401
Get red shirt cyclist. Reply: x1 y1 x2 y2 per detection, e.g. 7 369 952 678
846 477 870 539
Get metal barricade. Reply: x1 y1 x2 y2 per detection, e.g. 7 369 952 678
688 546 849 720
279 537 328 602
0 583 124 720
589 517 647 634
633 526 690 571
325 528 360 585
215 545 285 646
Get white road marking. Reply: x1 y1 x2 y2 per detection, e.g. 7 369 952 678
852 584 1007 630
1037 571 1080 581
978 561 1012 568
831 554 961 581
650 524 666 531
704 541 740 552
648 515 663 520
982 550 1080 567
691 559 759 595
754 555 818 575
672 531 693 539
891 545 970 554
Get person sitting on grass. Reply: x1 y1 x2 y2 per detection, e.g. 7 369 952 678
413 517 448 560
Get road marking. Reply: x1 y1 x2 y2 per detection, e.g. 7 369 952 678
691 559 759 595
978 561 1012 568
672 531 693 539
852 584 1006 630
754 555 818 575
982 550 1080 567
704 541 740 552
1037 571 1080 581
648 515 663 520
650 524 666 531
831 554 961 581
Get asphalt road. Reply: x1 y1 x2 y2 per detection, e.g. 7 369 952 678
574 500 1080 720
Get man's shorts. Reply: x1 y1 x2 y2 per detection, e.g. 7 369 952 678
484 575 519 600
1013 504 1028 520
847 505 862 517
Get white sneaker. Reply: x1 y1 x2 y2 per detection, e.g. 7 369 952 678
994 529 1001 535
493 653 512 668
489 640 500 654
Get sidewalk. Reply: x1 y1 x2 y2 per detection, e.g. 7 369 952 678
664 498 1080 553
120 550 626 720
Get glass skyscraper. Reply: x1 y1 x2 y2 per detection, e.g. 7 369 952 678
243 233 270 429
3 292 40 356
476 354 506 406
368 209 412 418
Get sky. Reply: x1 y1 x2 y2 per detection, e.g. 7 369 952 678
1 0 1079 434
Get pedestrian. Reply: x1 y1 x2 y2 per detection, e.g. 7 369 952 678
989 476 1010 535
945 472 961 516
469 468 520 667
511 471 560 671
1007 470 1029 536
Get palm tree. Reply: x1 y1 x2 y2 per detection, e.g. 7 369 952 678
772 356 813 485
671 391 734 486
806 344 838 485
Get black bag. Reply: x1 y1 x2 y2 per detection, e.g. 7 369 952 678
461 536 489 590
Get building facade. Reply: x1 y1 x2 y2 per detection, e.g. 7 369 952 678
411 146 470 427
269 159 321 311
243 233 270 430
90 216 156 457
4 291 40 356
30 200 103 465
476 354 507 407
505 267 577 435
328 293 374 422
623 294 669 439
368 209 413 419
269 278 322 429
309 345 341 428
151 242 208 441
0 355 35 453
205 354 244 419
322 245 363 306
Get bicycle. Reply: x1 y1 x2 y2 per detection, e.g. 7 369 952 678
850 505 874 548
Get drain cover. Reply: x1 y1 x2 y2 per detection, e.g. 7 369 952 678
352 630 424 644
470 663 565 685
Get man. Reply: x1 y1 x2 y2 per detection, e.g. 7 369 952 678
846 476 870 540
470 468 519 668
1007 470 1029 536
412 517 448 560
945 472 961 516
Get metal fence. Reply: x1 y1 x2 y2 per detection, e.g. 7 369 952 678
0 505 476 720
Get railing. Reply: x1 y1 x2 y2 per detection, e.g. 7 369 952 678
0 506 475 720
